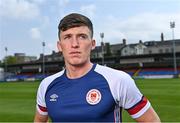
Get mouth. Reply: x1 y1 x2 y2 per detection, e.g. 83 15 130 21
69 51 81 56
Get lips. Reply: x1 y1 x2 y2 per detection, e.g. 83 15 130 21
69 51 81 54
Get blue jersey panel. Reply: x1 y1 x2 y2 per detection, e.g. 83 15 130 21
45 64 117 122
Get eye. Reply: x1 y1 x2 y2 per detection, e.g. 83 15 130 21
79 34 88 40
63 34 71 40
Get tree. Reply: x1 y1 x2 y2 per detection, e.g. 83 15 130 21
0 60 3 67
105 43 112 57
3 56 17 65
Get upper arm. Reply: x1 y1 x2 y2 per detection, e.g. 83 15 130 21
134 106 161 122
34 111 48 122
118 73 159 121
35 79 49 122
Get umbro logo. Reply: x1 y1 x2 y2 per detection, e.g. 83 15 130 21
50 94 58 102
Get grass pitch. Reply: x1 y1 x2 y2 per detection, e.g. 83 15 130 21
0 78 180 122
123 78 180 122
0 81 39 122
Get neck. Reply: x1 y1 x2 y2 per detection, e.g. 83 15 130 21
65 62 93 79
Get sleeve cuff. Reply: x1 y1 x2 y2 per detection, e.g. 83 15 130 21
36 104 48 115
131 101 151 118
126 96 151 118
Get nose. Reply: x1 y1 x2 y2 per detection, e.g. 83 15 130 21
71 37 79 48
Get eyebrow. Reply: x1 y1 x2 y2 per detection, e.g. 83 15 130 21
61 34 72 38
62 33 89 37
77 33 88 36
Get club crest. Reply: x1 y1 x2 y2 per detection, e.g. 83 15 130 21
86 89 101 105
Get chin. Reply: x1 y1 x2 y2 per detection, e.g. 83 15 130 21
69 60 87 66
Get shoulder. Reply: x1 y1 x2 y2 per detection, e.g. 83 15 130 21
94 64 136 102
94 64 132 82
38 70 65 91
36 70 65 109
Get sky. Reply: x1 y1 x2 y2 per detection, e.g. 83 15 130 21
0 0 180 60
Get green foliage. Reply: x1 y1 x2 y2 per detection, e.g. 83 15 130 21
3 56 17 65
0 60 3 67
0 78 180 122
105 43 112 57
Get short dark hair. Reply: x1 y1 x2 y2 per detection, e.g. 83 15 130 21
58 13 93 39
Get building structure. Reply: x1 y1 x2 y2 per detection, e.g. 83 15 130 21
2 39 180 76
14 53 37 63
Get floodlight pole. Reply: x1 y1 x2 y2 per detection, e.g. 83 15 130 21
100 33 104 65
4 47 8 80
42 42 45 76
170 21 177 75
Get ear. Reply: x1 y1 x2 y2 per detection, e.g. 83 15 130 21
91 39 96 50
57 41 62 52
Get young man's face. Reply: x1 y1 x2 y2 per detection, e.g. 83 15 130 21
57 26 95 67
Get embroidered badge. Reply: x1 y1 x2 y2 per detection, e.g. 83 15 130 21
86 89 101 105
50 94 58 102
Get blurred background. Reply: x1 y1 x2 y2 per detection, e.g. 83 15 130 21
0 0 180 122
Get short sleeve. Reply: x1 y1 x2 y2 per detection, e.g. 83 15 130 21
35 70 64 116
93 65 151 119
36 79 48 115
118 73 151 118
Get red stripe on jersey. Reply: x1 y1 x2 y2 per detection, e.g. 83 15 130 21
38 105 47 112
127 96 148 115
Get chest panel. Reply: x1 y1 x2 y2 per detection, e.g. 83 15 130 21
45 72 116 122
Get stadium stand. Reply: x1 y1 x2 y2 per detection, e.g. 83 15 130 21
138 68 180 76
6 74 48 81
120 67 180 79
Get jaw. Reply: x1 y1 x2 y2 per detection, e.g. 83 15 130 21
65 56 90 67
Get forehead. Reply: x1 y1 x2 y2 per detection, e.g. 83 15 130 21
60 26 91 36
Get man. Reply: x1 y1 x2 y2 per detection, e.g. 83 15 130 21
34 13 160 122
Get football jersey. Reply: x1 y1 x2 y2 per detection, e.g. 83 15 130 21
36 64 150 122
